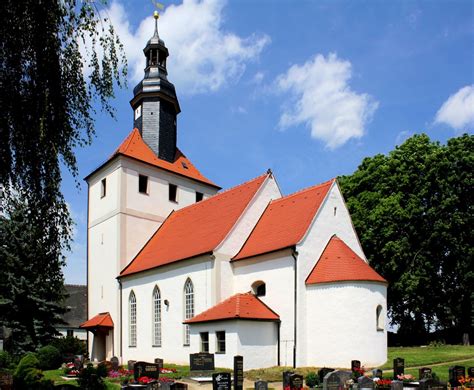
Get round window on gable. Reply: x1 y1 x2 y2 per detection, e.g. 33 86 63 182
251 281 266 297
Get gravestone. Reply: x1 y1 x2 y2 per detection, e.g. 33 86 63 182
358 376 375 390
212 372 231 390
234 355 244 390
318 368 335 384
161 382 189 390
468 367 474 377
289 373 304 389
255 380 268 390
323 370 352 390
190 352 215 371
110 356 119 371
154 358 164 369
390 380 403 390
418 378 447 390
283 371 295 389
127 360 136 370
449 366 465 387
393 358 405 379
352 360 362 373
419 367 432 380
133 361 160 381
372 369 383 379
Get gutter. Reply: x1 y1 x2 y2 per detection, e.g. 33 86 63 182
118 279 123 361
291 247 298 369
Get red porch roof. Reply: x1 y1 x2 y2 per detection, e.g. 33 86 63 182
80 312 114 329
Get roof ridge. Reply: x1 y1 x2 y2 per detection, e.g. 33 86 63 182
271 178 335 204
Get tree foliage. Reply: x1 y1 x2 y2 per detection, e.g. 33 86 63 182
0 0 126 355
339 133 473 343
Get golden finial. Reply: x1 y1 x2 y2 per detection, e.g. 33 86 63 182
152 0 164 18
153 10 159 20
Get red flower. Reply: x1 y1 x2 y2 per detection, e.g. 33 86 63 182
138 376 152 384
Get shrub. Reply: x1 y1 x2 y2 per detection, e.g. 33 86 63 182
306 372 319 388
37 345 62 370
0 351 13 369
51 336 87 356
13 352 54 389
77 363 107 390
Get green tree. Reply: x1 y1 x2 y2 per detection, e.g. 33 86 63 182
339 134 473 344
0 0 126 355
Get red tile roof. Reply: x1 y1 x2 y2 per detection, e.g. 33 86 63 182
80 312 114 329
232 179 334 261
185 293 280 324
87 128 220 188
120 173 269 276
306 235 387 284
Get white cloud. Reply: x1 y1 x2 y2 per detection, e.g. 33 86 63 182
104 0 270 94
435 85 474 130
275 53 378 149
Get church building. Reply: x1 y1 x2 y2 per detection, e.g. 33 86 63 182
81 13 388 369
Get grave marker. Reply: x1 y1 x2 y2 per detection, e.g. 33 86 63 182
468 367 474 377
390 380 403 390
133 361 160 381
234 355 244 390
110 356 119 371
318 368 335 384
449 366 465 387
372 369 383 379
352 360 362 373
289 373 304 389
212 372 231 390
393 358 405 379
255 380 269 390
358 376 375 390
419 367 432 380
190 352 215 371
323 370 352 390
419 378 447 390
283 371 295 389
128 360 136 370
154 358 164 369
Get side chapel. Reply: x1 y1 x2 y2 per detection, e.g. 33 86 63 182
81 12 388 369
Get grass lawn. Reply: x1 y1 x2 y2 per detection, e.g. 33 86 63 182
42 368 120 389
402 359 474 382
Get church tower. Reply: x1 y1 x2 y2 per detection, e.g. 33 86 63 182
83 11 219 363
130 11 180 163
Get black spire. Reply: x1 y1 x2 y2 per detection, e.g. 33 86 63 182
130 11 180 163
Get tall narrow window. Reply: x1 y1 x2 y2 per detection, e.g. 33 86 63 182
134 105 142 120
139 175 148 194
152 286 161 347
200 332 209 352
101 178 107 198
183 278 194 345
216 331 226 353
196 192 203 202
376 305 384 331
169 184 178 202
129 291 137 347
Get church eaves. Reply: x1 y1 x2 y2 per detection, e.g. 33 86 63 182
119 173 269 277
305 235 387 285
232 179 335 261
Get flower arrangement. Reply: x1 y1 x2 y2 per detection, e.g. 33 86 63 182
374 378 392 388
159 376 174 383
63 362 79 377
160 368 177 374
352 367 366 381
459 376 474 388
138 376 153 384
397 374 415 383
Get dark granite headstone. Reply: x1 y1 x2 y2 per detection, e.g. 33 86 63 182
419 367 432 380
318 368 335 384
212 372 231 390
352 360 362 372
468 367 474 377
419 378 447 390
161 382 189 390
323 370 352 390
393 358 405 379
190 353 215 371
255 380 268 390
127 360 136 370
283 371 295 388
133 361 160 381
372 369 383 379
110 356 119 371
390 380 403 390
449 366 465 387
154 358 164 369
358 376 375 390
234 355 244 390
289 374 304 389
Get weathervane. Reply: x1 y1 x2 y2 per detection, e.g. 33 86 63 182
152 0 165 19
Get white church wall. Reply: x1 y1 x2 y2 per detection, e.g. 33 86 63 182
121 255 214 364
232 250 295 367
305 281 387 367
216 176 281 302
296 181 369 366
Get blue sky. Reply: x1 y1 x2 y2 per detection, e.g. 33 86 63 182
62 0 474 284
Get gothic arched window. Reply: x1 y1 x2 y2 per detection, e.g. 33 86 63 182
129 291 137 347
152 286 162 347
183 278 194 346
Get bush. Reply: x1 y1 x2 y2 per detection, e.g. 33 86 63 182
77 363 107 390
306 372 319 388
37 345 62 370
51 336 86 357
13 352 54 389
0 351 13 369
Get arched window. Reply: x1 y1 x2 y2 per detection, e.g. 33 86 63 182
129 291 137 347
251 281 266 297
152 286 162 347
183 278 194 346
376 305 384 331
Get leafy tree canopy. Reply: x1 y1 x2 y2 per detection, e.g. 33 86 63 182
0 0 126 355
339 133 473 344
